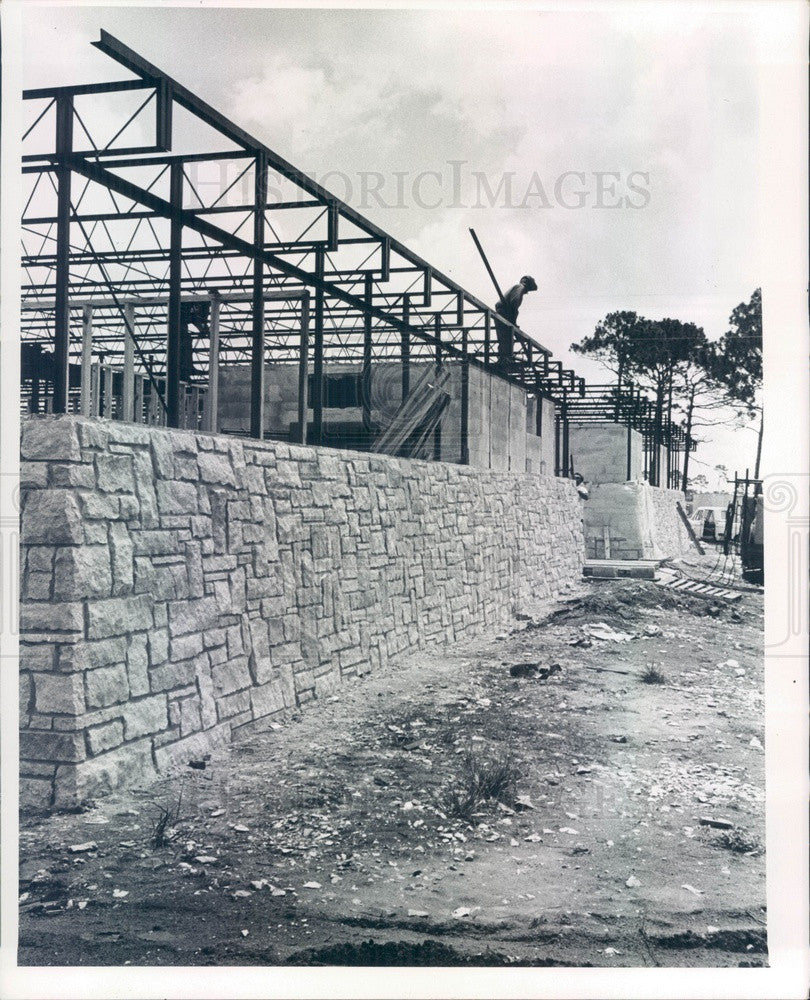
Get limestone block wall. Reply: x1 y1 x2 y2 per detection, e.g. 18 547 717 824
582 482 691 560
19 414 584 810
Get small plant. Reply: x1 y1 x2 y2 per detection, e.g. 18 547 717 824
714 828 762 855
640 663 667 685
439 752 520 821
149 786 184 848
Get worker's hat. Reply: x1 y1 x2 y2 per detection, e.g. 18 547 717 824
521 275 538 291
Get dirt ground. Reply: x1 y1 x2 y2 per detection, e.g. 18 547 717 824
18 564 767 968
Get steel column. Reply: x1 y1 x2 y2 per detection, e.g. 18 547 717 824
203 292 221 433
312 250 325 446
250 153 267 439
554 412 561 477
297 294 310 445
401 295 410 402
121 302 136 421
484 312 491 368
433 313 442 462
167 161 183 427
362 274 373 432
53 94 74 414
460 329 470 465
80 305 93 416
626 411 632 481
561 390 570 477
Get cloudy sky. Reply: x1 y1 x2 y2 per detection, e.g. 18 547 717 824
19 2 781 482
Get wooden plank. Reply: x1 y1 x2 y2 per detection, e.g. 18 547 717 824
676 500 705 555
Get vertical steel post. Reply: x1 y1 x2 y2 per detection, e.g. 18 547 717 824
250 153 267 439
53 94 74 414
297 293 310 445
460 328 470 465
167 161 183 427
122 302 135 422
401 296 410 402
561 388 570 477
554 411 561 477
626 410 632 481
362 273 373 434
80 305 93 417
535 383 543 437
433 313 442 461
203 291 221 433
484 312 491 368
312 250 325 446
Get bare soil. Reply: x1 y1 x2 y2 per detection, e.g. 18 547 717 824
18 570 766 968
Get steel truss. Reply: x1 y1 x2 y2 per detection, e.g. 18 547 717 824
20 31 692 479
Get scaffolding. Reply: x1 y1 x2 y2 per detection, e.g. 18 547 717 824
20 30 692 480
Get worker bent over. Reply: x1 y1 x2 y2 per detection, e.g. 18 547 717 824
494 275 538 369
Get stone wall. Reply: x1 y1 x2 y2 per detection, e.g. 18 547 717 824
582 482 692 561
19 414 584 810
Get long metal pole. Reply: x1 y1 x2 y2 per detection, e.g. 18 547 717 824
122 302 135 421
297 294 310 445
433 313 442 462
80 305 93 416
312 249 325 446
53 94 74 414
401 295 410 402
250 153 267 439
204 291 221 433
167 161 183 427
460 328 470 465
469 228 506 304
362 273 373 433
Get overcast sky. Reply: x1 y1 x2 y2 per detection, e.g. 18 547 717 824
20 2 779 483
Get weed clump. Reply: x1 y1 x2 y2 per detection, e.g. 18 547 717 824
149 787 184 848
440 752 520 821
714 828 762 855
640 663 667 685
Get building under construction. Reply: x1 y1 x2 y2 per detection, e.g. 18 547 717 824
21 30 693 487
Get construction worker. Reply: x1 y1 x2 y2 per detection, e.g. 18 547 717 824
494 275 538 368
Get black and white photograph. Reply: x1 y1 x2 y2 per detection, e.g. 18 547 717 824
1 1 807 997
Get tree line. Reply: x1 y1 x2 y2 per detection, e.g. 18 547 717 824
570 288 762 489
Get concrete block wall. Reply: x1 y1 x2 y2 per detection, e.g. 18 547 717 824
568 421 643 484
582 482 691 561
218 362 552 475
19 414 584 810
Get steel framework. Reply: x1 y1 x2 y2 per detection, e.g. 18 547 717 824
20 30 692 480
